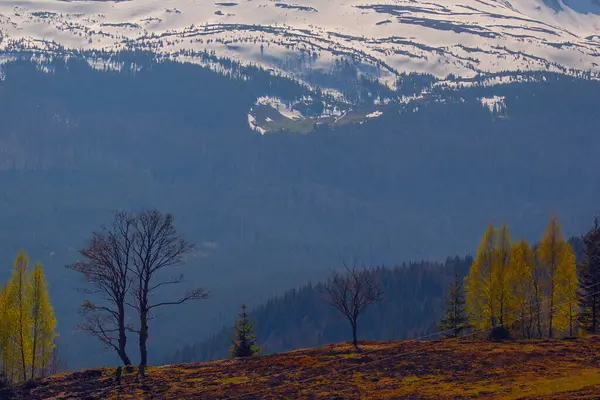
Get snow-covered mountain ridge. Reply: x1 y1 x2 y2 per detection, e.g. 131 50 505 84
1 0 599 83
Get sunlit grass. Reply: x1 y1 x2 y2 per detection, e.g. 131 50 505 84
16 336 600 399
220 376 248 385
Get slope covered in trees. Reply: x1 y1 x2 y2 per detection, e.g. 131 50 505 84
170 232 584 364
1 53 600 368
169 257 471 363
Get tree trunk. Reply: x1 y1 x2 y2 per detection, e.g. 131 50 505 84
520 305 525 339
19 312 27 382
31 331 38 381
138 309 148 379
548 294 554 338
118 302 132 366
351 321 359 351
592 297 597 334
535 295 542 339
569 306 573 337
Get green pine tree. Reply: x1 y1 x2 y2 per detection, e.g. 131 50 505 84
439 271 470 338
578 216 600 333
230 305 260 358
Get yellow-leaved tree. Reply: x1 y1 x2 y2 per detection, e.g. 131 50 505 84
6 250 33 382
554 245 578 337
466 223 514 332
466 223 497 330
493 223 513 327
29 262 57 380
509 239 536 338
536 215 577 337
0 283 17 379
0 251 57 383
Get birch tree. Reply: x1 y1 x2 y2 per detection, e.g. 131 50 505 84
493 223 513 327
466 223 497 330
555 245 578 336
537 215 576 337
509 239 535 338
29 262 57 380
7 250 32 382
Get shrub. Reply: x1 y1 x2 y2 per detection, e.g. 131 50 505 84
487 326 511 341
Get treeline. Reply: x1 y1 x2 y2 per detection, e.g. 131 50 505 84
0 250 57 384
168 257 471 363
171 227 586 364
441 214 597 340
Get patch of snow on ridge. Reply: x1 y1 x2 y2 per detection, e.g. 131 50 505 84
480 96 507 114
86 58 125 72
248 113 266 135
366 111 383 118
256 96 303 120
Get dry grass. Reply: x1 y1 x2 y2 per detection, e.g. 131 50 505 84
13 336 600 399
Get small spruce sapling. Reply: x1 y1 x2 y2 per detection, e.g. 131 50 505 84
230 305 260 358
439 270 470 338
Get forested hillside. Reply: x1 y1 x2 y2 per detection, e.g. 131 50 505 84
168 257 471 363
0 52 599 368
170 234 584 363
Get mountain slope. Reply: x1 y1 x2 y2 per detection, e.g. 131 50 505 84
12 336 600 399
1 0 600 83
168 257 472 364
1 57 600 369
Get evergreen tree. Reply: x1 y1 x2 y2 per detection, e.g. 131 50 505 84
578 217 600 333
439 270 469 338
230 305 260 358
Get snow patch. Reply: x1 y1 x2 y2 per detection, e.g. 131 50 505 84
480 96 507 114
256 96 302 120
248 113 266 134
366 111 383 118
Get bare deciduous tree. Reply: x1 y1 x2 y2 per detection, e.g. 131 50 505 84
45 337 68 377
67 211 135 366
324 264 383 351
128 209 210 378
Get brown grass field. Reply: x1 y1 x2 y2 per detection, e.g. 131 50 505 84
12 336 600 399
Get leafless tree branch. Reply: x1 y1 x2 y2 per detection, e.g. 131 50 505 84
128 209 210 378
323 262 383 350
148 288 211 310
67 211 136 366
